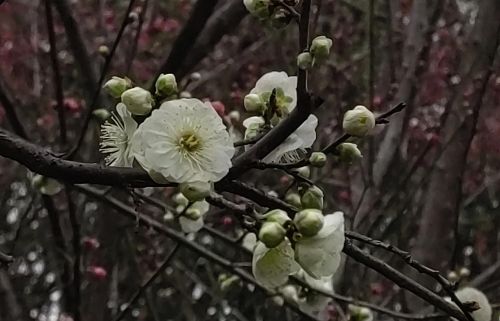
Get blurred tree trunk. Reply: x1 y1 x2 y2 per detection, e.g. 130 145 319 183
411 0 500 286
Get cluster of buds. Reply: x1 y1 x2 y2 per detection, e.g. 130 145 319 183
297 35 333 70
258 209 290 248
243 0 299 28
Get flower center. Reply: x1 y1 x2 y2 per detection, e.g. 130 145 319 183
178 132 201 152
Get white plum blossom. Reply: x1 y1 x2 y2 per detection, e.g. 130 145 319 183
297 270 334 315
252 240 300 289
244 72 318 163
99 103 137 167
179 200 210 234
131 99 235 183
294 212 345 279
450 287 492 321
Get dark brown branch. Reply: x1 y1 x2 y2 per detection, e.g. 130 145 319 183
65 188 81 321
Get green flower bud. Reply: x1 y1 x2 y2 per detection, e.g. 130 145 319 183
264 209 290 225
155 73 178 97
292 166 310 178
243 0 271 19
258 221 286 248
173 192 189 207
92 108 111 121
31 174 62 196
244 93 265 113
121 87 153 115
309 152 327 167
103 76 131 98
297 52 313 70
285 193 301 208
310 36 333 62
342 105 375 136
179 181 212 202
337 142 362 164
293 209 324 237
300 185 324 210
184 207 202 220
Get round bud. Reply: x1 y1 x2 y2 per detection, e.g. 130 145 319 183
31 174 62 195
459 267 470 278
258 221 286 248
184 207 202 220
190 72 202 82
285 193 301 208
173 192 189 207
155 73 178 97
121 87 153 115
342 105 375 136
300 185 324 210
264 209 290 226
310 36 333 62
297 52 313 70
337 143 362 164
103 76 131 99
180 91 192 98
293 166 311 178
228 110 241 123
447 271 459 283
294 209 324 237
92 108 111 121
98 45 110 56
179 181 212 202
309 152 327 168
244 93 265 113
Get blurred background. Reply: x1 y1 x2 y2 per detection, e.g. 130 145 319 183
0 0 499 320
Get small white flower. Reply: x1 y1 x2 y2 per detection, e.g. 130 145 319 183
179 200 209 233
132 99 235 183
244 71 318 163
295 212 345 279
451 287 492 321
100 103 137 167
252 240 300 289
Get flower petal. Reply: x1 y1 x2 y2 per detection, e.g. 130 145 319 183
252 240 299 289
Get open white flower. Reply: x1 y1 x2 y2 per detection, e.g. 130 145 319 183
297 270 334 315
252 240 300 289
179 200 210 233
244 72 318 163
295 212 345 279
451 287 492 321
100 103 137 167
132 99 235 183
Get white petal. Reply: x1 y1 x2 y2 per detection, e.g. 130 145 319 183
252 240 300 289
250 72 297 110
243 116 265 128
454 287 492 321
295 212 345 279
179 216 204 233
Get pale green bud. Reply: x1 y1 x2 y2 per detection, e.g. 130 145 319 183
309 152 327 167
244 93 265 113
310 36 333 62
175 205 185 214
243 0 271 19
293 209 324 237
179 181 212 202
92 108 111 121
337 142 362 164
184 207 202 220
98 45 110 56
121 87 153 115
264 209 290 225
180 91 192 98
300 185 324 210
258 221 286 248
285 193 301 208
173 192 189 207
155 73 178 97
190 72 202 82
297 52 313 70
31 174 62 196
447 271 459 283
293 166 310 178
342 105 375 136
103 76 131 98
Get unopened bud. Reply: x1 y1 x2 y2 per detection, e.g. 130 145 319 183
92 108 111 121
300 185 324 210
297 52 313 70
190 72 202 82
121 87 153 115
264 209 290 225
447 271 459 283
103 76 131 98
180 91 192 98
342 105 375 136
337 142 362 164
31 174 62 196
310 36 333 62
293 166 310 178
173 193 189 207
98 45 110 56
155 73 177 97
309 152 327 167
294 209 324 237
228 110 241 122
459 267 470 278
258 221 286 248
285 193 301 208
243 0 271 19
179 181 212 202
244 93 265 113
184 207 202 220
